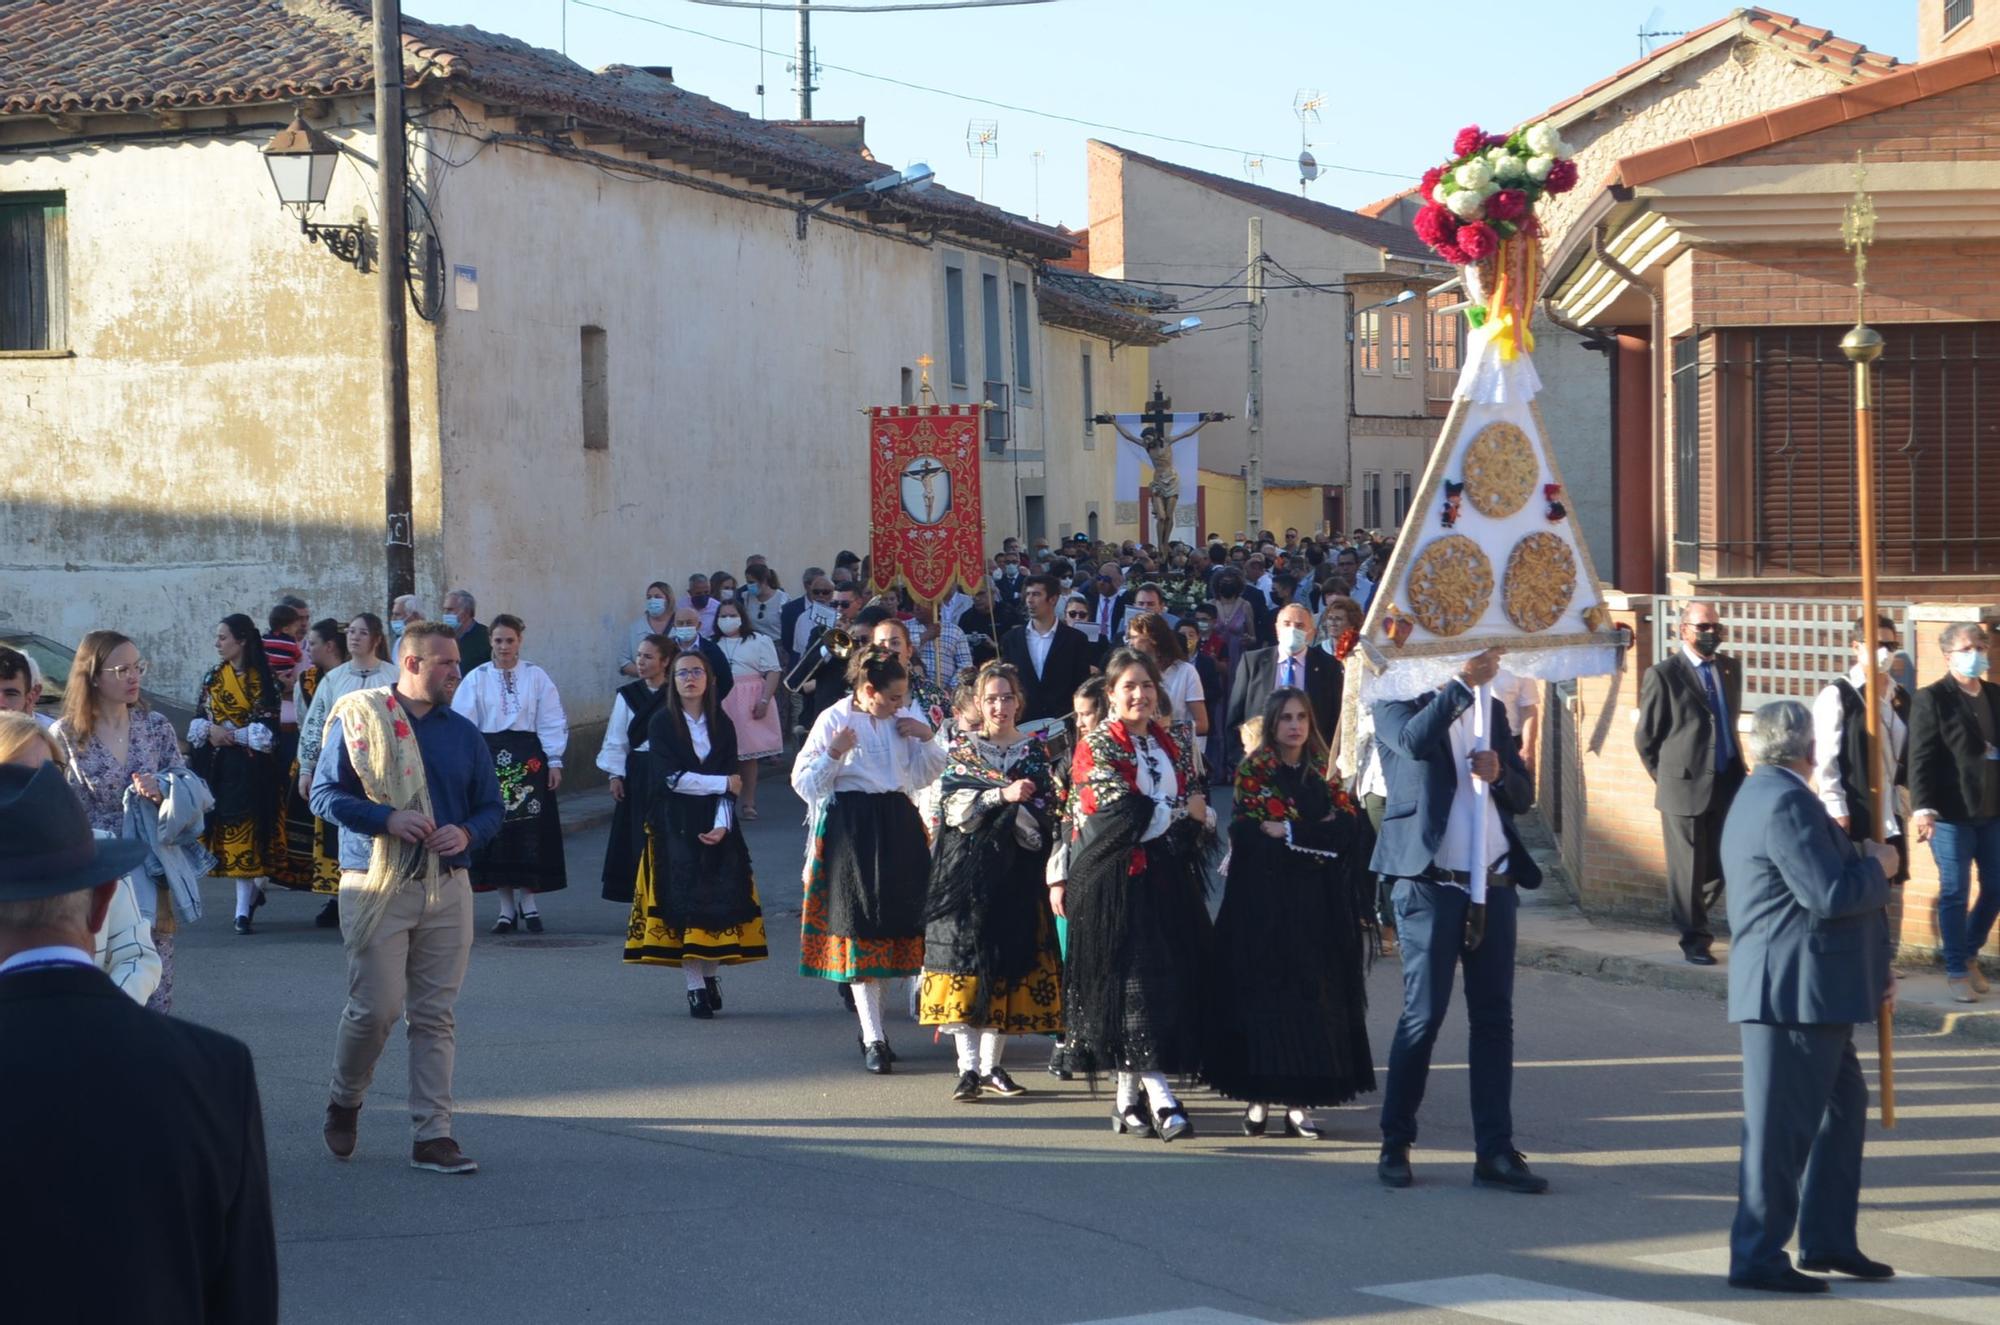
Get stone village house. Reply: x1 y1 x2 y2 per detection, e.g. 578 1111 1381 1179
0 0 1163 766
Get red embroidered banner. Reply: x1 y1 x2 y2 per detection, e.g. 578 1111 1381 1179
868 405 985 609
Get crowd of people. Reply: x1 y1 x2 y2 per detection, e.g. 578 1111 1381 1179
0 532 1971 1313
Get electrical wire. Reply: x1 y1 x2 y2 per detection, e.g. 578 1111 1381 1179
569 0 1408 179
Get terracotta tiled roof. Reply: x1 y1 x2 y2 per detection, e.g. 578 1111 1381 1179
1354 6 1901 218
0 0 1070 256
1095 141 1435 263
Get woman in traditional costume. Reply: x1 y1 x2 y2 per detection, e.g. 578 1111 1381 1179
1123 611 1208 768
1063 647 1214 1142
598 632 674 905
793 645 946 1073
278 619 347 903
451 614 569 932
918 662 1065 1102
712 598 783 820
624 648 767 1016
296 613 395 929
1043 674 1106 1082
1208 688 1376 1139
189 614 281 935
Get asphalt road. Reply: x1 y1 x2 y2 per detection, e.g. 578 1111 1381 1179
170 781 2000 1325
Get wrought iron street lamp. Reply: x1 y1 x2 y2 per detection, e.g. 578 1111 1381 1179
261 112 369 269
796 162 936 240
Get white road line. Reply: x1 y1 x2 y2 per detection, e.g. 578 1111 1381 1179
1066 1312 1272 1325
1359 1274 1730 1323
1637 1248 2000 1323
1888 1211 2000 1251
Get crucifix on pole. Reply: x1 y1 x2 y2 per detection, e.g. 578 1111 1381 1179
1096 383 1230 544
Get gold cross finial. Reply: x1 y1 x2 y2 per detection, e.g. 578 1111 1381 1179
1841 149 1877 330
915 354 936 404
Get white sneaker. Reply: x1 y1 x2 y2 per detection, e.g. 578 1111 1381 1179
1948 976 1980 1004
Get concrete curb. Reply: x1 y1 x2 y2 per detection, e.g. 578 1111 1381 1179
1518 936 2000 1047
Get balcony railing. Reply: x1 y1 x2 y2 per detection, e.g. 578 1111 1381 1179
1651 595 1913 710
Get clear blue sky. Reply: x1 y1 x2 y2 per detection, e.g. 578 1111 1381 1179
406 0 1917 227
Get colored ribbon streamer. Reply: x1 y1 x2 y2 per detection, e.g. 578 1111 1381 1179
1485 233 1541 363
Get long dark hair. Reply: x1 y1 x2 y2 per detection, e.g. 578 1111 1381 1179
1101 645 1172 722
663 647 721 752
846 643 908 695
309 617 350 665
1253 685 1327 764
219 613 279 704
1123 611 1185 664
349 612 387 664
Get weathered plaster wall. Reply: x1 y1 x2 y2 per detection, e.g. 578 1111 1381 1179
1034 322 1148 545
0 121 442 702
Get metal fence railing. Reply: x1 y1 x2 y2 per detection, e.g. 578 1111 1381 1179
1651 596 1914 711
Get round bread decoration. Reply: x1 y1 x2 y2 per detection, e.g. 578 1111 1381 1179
1405 534 1494 638
1462 421 1540 518
1503 531 1578 633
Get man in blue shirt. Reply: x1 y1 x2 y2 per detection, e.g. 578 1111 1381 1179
312 620 502 1175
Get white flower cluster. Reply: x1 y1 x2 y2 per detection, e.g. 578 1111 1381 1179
1525 120 1568 157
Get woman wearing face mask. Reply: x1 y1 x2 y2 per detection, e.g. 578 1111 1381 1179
622 581 677 681
1124 612 1208 760
453 614 570 933
627 649 767 1018
706 572 740 637
599 633 676 905
1209 570 1256 672
279 619 349 903
793 646 947 1072
918 662 1065 1102
713 599 782 819
1065 648 1215 1142
297 613 393 929
1209 688 1376 1140
190 614 282 935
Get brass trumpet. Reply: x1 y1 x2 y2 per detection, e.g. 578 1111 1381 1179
782 626 855 694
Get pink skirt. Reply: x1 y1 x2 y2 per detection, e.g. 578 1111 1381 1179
722 673 783 758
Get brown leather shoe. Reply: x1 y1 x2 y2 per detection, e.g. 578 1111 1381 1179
323 1100 360 1160
410 1136 479 1174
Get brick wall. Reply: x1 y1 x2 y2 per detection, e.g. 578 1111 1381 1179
1689 242 2000 327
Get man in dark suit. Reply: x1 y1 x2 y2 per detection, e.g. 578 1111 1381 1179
0 759 279 1323
1001 573 1096 725
1371 648 1549 1195
1228 602 1342 743
780 567 829 663
989 551 1027 633
1721 699 1898 1294
1636 600 1748 964
1907 620 2000 1002
1084 565 1131 643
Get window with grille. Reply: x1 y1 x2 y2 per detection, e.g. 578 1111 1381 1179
1390 311 1412 376
1362 471 1383 528
1946 0 1974 34
1356 310 1381 374
1393 470 1413 522
0 192 67 351
1011 280 1033 391
945 264 968 386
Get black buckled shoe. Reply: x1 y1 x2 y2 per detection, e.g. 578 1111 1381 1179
522 911 544 934
1378 1144 1413 1188
1283 1109 1322 1141
952 1071 982 1103
492 915 516 935
1473 1149 1550 1194
233 915 253 936
1046 1041 1073 1080
1155 1105 1193 1143
1797 1252 1893 1280
863 1041 893 1074
1242 1105 1268 1138
687 988 714 1020
704 976 722 1011
1111 1104 1155 1137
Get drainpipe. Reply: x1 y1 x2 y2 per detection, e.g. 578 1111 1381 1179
1592 220 1666 595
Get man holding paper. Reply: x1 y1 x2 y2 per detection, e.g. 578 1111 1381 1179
1370 648 1547 1195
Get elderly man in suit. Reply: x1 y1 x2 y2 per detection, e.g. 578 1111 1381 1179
1228 602 1342 744
1637 600 1748 964
1372 648 1548 1195
0 760 279 1322
1721 700 1898 1293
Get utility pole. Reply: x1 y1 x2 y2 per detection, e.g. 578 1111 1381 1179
795 0 816 118
375 0 414 602
1245 215 1265 537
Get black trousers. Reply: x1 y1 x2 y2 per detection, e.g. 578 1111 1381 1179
1662 774 1740 951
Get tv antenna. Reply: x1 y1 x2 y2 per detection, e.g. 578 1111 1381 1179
1294 89 1325 195
966 118 1000 200
1031 148 1046 221
1243 154 1265 184
1637 6 1685 56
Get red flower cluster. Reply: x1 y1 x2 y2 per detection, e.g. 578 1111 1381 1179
1413 202 1455 248
1457 222 1499 261
1545 159 1579 193
1410 122 1577 264
1420 165 1444 202
1486 188 1527 222
1452 124 1487 158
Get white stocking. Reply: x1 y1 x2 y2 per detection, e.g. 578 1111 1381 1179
1139 1072 1178 1114
233 880 258 919
518 888 540 917
495 886 518 919
684 964 708 992
952 1028 980 1073
1115 1072 1140 1111
851 980 887 1044
977 1030 1003 1074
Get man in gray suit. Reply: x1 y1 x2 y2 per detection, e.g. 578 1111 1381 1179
1721 700 1898 1294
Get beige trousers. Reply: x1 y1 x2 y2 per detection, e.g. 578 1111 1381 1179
330 869 474 1142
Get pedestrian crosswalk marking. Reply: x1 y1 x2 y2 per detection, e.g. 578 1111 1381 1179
1887 1212 2000 1251
1359 1274 1725 1323
1637 1248 2000 1323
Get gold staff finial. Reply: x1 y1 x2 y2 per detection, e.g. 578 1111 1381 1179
1841 149 1878 331
915 353 936 404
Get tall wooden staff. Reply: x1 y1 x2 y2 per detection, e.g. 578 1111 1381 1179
1841 151 1894 1128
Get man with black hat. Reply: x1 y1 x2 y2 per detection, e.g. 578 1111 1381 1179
0 759 278 1322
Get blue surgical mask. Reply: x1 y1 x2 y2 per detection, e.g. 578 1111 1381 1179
646 597 668 617
391 620 406 637
1279 626 1312 656
670 626 699 646
441 612 460 630
1952 649 1991 680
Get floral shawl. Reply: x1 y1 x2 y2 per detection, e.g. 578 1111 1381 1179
1234 746 1357 825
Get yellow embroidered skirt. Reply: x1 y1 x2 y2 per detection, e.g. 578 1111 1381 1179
205 816 272 880
624 837 768 967
917 912 1065 1034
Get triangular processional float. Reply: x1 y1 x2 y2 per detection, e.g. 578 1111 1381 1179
1348 119 1625 903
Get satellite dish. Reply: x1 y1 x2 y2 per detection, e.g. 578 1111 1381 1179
1298 150 1320 182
